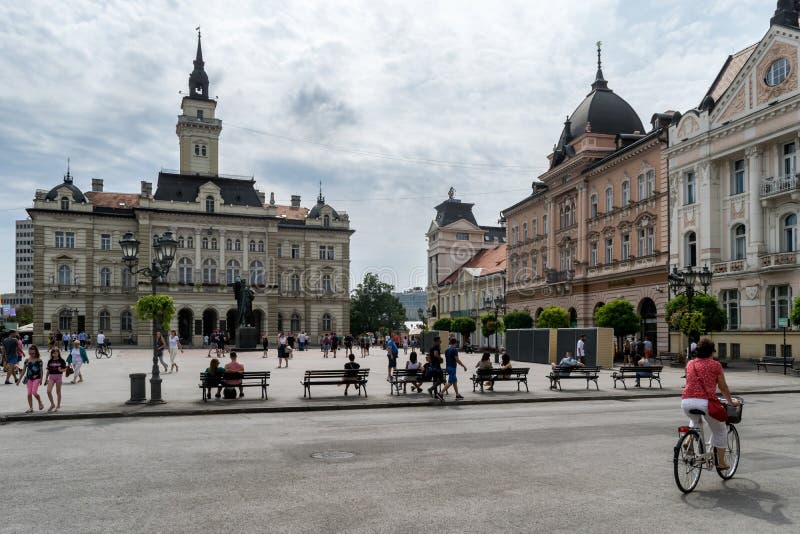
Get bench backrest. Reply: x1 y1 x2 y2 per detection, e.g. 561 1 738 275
617 366 662 373
762 357 794 363
476 367 529 376
200 371 270 378
304 369 370 379
553 366 600 372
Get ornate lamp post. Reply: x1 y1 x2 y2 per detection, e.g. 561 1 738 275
668 265 712 360
484 294 505 363
119 231 178 404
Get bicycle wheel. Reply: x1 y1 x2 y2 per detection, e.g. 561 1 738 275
674 431 704 493
716 424 740 479
105 347 113 358
94 347 102 359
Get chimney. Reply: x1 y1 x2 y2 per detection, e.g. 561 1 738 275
141 181 152 197
91 178 104 192
269 192 276 206
291 194 301 208
257 191 266 205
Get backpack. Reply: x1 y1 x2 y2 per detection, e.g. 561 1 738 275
223 387 237 399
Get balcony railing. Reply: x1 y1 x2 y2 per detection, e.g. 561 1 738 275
760 174 800 199
712 259 746 274
177 115 223 127
760 252 798 268
546 270 574 284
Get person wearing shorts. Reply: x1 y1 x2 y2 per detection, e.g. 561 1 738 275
385 337 399 380
18 345 44 413
45 348 67 412
442 338 467 400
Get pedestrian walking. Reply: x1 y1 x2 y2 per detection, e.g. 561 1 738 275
427 337 445 401
168 330 183 372
277 332 289 368
385 336 399 380
155 331 168 372
322 334 331 358
67 340 89 383
62 332 70 352
44 348 67 412
442 338 468 400
17 345 44 413
330 332 339 358
262 335 269 358
576 334 587 365
3 331 23 384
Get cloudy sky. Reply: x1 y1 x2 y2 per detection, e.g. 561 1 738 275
0 0 774 294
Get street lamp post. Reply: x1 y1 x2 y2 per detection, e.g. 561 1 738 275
484 295 505 363
119 231 178 404
668 265 713 360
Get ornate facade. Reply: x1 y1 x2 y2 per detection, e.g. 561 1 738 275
29 34 352 346
666 4 800 353
501 50 674 352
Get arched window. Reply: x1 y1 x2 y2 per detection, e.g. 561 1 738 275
622 180 630 204
226 239 232 251
226 259 241 284
322 313 332 331
202 237 208 249
782 213 797 252
590 194 598 218
322 273 332 292
249 260 264 286
637 174 646 200
178 258 193 284
323 215 330 227
646 170 655 196
60 197 69 211
732 224 746 260
58 264 71 285
721 289 739 330
121 267 135 288
564 205 571 227
59 309 73 331
290 273 300 292
187 236 194 248
120 310 133 331
178 236 185 248
291 313 301 332
522 223 528 241
98 310 111 331
249 240 256 252
205 196 215 213
257 240 265 252
685 231 697 267
211 238 217 250
605 187 613 212
202 258 217 284
234 239 241 251
99 267 112 287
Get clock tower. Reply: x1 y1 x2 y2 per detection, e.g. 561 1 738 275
176 30 221 176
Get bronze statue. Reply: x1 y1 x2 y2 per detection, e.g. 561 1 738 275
233 276 254 327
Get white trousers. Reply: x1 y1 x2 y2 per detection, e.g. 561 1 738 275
71 360 82 379
169 348 178 365
681 398 728 448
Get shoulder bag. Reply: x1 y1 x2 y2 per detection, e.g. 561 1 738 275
694 361 727 422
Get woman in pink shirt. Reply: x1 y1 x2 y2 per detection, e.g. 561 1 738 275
224 351 245 398
681 339 739 469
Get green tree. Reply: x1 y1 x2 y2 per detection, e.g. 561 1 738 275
790 296 800 326
432 317 453 332
14 304 33 325
502 310 533 330
133 295 176 331
536 306 570 329
451 317 476 341
349 273 407 334
594 299 640 350
666 293 727 333
480 313 504 338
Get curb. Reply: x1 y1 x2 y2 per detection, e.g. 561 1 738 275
2 387 799 425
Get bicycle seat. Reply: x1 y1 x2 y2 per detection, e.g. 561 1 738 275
689 409 706 415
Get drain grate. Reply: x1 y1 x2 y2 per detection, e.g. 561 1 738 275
311 450 355 460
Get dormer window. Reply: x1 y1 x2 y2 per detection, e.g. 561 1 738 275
61 197 69 211
195 144 200 156
766 58 790 87
205 196 215 213
197 109 204 120
201 145 207 156
323 215 330 227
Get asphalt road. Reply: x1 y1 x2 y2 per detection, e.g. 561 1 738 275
4 394 799 533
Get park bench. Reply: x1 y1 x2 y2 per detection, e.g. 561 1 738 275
755 357 795 374
610 365 663 389
387 368 448 396
302 369 370 398
548 366 600 391
471 368 530 393
199 371 270 401
654 352 681 366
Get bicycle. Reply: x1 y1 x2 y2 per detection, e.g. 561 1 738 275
94 343 113 359
673 395 743 494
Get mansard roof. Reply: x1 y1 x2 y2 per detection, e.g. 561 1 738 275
153 172 262 207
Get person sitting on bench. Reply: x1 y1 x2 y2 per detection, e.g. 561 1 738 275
486 352 513 391
552 352 584 370
635 353 654 388
343 353 360 396
224 352 245 398
476 352 493 389
204 358 225 399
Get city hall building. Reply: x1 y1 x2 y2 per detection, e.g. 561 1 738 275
28 34 353 346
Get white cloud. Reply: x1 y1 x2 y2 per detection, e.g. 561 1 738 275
0 0 773 294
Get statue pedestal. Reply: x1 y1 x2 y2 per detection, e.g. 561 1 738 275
237 326 258 349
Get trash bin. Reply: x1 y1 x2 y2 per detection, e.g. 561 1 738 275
126 373 147 404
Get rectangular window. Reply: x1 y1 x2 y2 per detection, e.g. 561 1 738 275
590 196 598 218
65 232 75 248
765 344 777 357
685 172 696 205
319 245 326 260
605 238 613 264
622 182 630 205
621 233 630 260
590 242 597 267
55 231 64 248
100 234 111 250
637 174 645 200
718 343 727 360
732 159 745 195
197 109 204 120
768 285 792 329
542 216 548 236
194 144 200 156
784 142 796 177
327 246 335 260
722 289 740 330
277 244 282 258
647 227 655 255
532 219 537 236
291 244 300 259
647 170 655 197
456 233 469 241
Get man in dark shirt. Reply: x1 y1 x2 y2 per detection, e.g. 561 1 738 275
442 338 468 400
428 337 444 401
343 353 360 396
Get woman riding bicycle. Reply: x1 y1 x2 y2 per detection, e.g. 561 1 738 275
681 338 740 470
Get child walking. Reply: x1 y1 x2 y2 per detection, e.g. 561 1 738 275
17 345 45 413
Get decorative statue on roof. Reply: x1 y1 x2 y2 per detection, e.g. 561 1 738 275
448 187 455 199
233 276 254 326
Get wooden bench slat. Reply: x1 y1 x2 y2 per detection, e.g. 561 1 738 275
610 366 663 390
548 366 600 391
302 369 370 399
199 371 270 402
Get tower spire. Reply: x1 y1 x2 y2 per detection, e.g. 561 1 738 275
64 157 72 184
318 181 325 204
188 27 210 99
591 41 609 91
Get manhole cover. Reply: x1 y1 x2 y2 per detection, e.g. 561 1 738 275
311 451 355 460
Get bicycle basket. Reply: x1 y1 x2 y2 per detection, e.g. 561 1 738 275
724 396 743 424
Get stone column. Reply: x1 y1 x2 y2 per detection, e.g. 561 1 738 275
218 229 226 285
242 231 249 282
576 183 587 268
746 145 763 257
194 229 201 282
